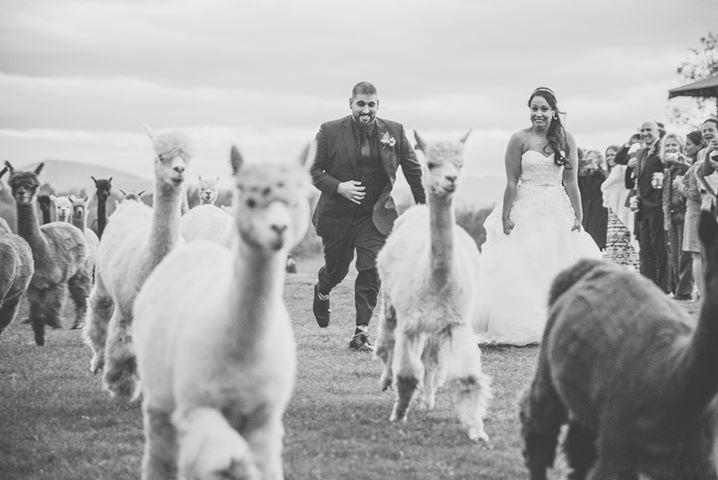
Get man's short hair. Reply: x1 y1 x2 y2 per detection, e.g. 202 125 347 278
351 81 377 98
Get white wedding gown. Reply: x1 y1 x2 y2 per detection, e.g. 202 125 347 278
472 150 603 345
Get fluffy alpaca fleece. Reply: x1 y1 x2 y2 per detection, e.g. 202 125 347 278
374 131 491 443
82 126 192 400
180 203 234 248
50 195 73 223
133 146 310 480
4 162 91 344
0 187 34 336
520 211 718 480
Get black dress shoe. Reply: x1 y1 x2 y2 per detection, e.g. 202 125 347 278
349 332 374 352
313 283 330 328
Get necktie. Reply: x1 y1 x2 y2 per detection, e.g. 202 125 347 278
360 130 370 158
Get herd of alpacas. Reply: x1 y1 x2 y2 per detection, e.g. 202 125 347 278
1 126 718 479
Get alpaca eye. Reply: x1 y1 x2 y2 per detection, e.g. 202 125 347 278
427 162 438 169
246 198 256 208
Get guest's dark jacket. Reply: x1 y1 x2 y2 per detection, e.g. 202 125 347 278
615 142 663 209
310 116 425 239
578 168 608 249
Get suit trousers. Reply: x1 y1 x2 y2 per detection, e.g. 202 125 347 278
666 216 693 297
317 213 387 327
637 205 669 293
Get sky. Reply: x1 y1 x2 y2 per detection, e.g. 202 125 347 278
1 0 717 191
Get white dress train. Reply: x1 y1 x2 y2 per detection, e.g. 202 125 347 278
473 151 603 346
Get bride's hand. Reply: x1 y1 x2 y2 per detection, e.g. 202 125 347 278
502 217 514 235
571 217 582 232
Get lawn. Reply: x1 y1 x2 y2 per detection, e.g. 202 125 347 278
0 255 701 480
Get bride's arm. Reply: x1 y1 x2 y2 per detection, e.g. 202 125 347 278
502 133 522 234
562 132 584 231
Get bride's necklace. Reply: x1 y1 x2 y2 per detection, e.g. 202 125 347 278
531 133 548 150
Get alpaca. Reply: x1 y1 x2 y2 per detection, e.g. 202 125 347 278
0 170 35 336
83 126 193 400
118 189 146 203
180 203 234 248
50 195 73 223
374 131 491 443
133 146 310 479
69 195 100 277
91 176 113 238
4 161 91 344
519 210 718 480
197 175 220 205
36 194 54 224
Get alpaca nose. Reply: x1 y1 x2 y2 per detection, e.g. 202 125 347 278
270 224 287 235
173 165 185 174
445 174 457 184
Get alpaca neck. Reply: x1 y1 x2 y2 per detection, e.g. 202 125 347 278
428 193 454 285
71 214 86 231
679 261 718 411
17 202 48 252
229 242 286 354
181 187 190 214
147 182 182 270
40 208 51 224
97 199 107 237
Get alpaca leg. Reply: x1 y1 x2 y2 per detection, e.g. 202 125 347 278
585 425 636 480
175 407 258 480
390 331 425 423
243 413 284 480
103 307 140 400
0 297 21 335
374 294 397 391
564 421 596 480
67 271 91 329
27 285 65 346
519 348 568 480
418 336 442 411
83 278 114 374
141 404 178 480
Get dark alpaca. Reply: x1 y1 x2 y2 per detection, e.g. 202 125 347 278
36 195 54 224
91 177 112 238
5 161 92 345
0 168 34 335
520 211 718 479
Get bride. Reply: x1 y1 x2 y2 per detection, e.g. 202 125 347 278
473 87 602 346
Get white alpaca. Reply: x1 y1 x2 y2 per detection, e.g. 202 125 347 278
50 195 73 223
180 204 234 248
82 125 193 400
133 146 310 480
374 131 491 443
197 175 220 205
69 194 100 278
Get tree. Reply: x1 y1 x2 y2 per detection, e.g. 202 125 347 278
669 33 718 128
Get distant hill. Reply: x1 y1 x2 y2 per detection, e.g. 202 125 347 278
18 159 152 195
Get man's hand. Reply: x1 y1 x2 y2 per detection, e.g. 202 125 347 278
337 181 366 205
502 217 514 235
571 217 583 232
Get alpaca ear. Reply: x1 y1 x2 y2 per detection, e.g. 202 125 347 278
459 129 472 144
698 210 718 246
0 166 7 179
138 190 145 197
144 124 155 140
49 194 57 202
84 196 91 206
91 176 97 184
34 163 45 175
119 189 127 196
414 131 427 152
198 175 203 182
4 160 14 173
108 177 113 183
230 145 244 175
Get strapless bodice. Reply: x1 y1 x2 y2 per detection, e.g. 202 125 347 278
520 150 563 187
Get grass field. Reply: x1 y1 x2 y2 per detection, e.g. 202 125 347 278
0 256 701 480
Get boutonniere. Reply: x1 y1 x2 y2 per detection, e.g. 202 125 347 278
380 131 396 150
559 150 567 158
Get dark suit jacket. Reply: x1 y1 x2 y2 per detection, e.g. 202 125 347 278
624 145 663 209
310 116 425 238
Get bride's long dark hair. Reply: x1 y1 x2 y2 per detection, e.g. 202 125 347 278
528 87 569 168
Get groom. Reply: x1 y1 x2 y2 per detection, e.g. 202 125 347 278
310 81 425 352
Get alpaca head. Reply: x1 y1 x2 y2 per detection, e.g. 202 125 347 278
414 130 471 200
92 176 113 202
37 194 53 212
50 195 73 222
230 145 310 253
118 189 145 204
198 176 220 205
5 161 44 205
69 194 90 222
145 125 193 192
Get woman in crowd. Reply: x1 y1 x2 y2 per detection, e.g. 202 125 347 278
677 130 704 299
601 144 640 269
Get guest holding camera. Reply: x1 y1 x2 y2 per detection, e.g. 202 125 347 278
677 130 704 299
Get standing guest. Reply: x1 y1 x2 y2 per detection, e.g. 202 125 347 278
615 121 669 292
660 132 692 299
601 144 640 268
578 149 608 249
678 130 704 299
309 81 425 352
699 118 718 214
